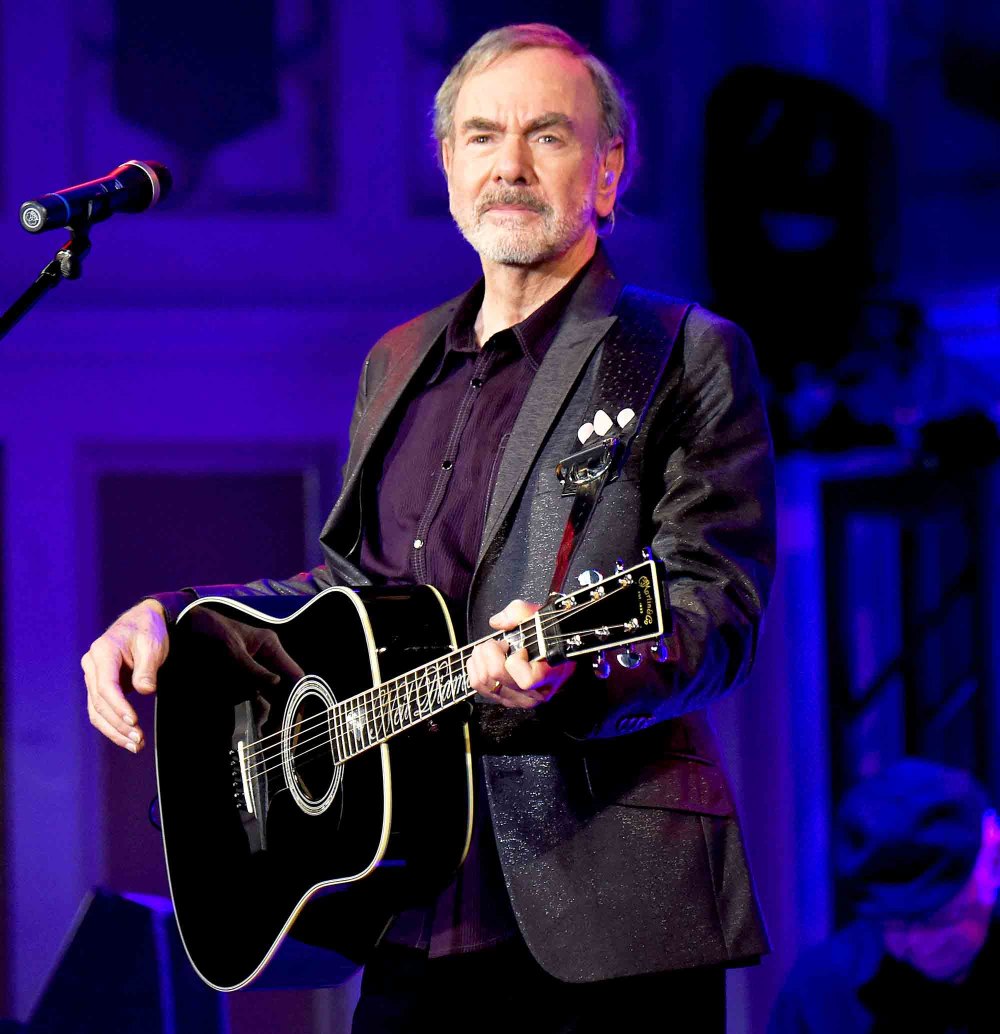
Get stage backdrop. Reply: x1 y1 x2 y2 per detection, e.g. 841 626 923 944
0 2 997 1032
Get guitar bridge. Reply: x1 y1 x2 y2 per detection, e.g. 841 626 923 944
231 700 267 853
231 744 255 816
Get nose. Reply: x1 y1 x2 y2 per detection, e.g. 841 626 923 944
493 133 533 185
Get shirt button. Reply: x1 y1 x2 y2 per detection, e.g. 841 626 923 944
441 460 453 470
413 538 424 549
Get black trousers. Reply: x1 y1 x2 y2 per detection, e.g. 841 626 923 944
351 937 726 1034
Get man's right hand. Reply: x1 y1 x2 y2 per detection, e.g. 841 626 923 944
81 599 169 753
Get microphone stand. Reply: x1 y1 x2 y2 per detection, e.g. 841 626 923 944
0 220 93 342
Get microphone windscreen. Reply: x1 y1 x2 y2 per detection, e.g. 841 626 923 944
143 161 173 204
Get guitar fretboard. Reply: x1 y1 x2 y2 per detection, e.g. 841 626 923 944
328 641 483 762
314 558 660 764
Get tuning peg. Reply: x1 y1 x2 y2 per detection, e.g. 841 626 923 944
577 569 603 587
650 636 671 663
616 645 643 669
592 650 611 679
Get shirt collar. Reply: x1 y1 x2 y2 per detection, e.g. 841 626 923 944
442 255 595 371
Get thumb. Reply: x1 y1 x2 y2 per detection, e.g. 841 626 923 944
488 599 539 629
131 636 162 694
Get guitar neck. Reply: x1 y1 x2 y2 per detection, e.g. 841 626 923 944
326 557 666 762
327 633 504 762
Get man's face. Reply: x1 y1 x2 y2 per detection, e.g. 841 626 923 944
441 47 620 267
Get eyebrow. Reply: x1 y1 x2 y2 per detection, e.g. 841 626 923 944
459 112 576 135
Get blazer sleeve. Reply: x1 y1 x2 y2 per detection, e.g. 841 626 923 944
549 307 776 739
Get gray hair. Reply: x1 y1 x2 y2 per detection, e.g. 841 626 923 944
432 23 638 206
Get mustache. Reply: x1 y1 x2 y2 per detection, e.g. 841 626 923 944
476 189 551 218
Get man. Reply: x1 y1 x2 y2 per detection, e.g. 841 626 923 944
83 23 775 1033
770 759 1000 1033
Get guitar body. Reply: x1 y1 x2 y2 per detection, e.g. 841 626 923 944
153 556 666 991
155 585 473 991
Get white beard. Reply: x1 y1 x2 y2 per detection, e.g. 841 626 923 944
453 186 596 266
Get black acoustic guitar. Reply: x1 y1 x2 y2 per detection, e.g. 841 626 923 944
154 554 667 991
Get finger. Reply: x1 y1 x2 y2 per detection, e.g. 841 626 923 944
486 675 537 710
488 599 540 630
503 650 554 706
85 646 139 734
466 649 488 692
467 641 509 694
478 640 518 692
87 671 144 744
492 682 539 709
505 653 576 705
505 650 550 692
87 696 143 753
234 649 283 686
252 632 306 682
81 650 97 699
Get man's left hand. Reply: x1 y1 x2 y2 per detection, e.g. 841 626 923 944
467 599 576 709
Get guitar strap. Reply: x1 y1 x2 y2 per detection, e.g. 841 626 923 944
547 287 694 598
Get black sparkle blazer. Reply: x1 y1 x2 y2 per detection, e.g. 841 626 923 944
193 246 776 981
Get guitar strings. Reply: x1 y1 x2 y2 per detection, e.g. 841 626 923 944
264 624 633 772
240 582 630 771
239 588 597 768
241 583 639 776
244 622 637 783
242 585 644 781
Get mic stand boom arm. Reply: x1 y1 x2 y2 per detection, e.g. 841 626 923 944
0 220 92 343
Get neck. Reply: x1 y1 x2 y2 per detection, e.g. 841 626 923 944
474 230 597 344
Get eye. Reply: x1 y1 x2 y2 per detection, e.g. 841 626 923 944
537 134 560 144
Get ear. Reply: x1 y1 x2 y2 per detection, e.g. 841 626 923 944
595 138 625 219
441 137 454 181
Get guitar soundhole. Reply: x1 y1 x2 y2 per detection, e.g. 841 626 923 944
281 677 342 816
291 693 334 801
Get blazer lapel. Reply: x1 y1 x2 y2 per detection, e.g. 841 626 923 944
477 250 622 564
322 296 460 551
340 298 461 502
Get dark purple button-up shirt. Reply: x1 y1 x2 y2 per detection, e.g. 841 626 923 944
359 261 591 955
359 261 590 621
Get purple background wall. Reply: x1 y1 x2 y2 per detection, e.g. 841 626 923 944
0 2 998 1032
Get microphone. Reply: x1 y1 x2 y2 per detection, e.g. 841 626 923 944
19 160 173 234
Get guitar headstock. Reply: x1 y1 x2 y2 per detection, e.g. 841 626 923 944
531 551 670 670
